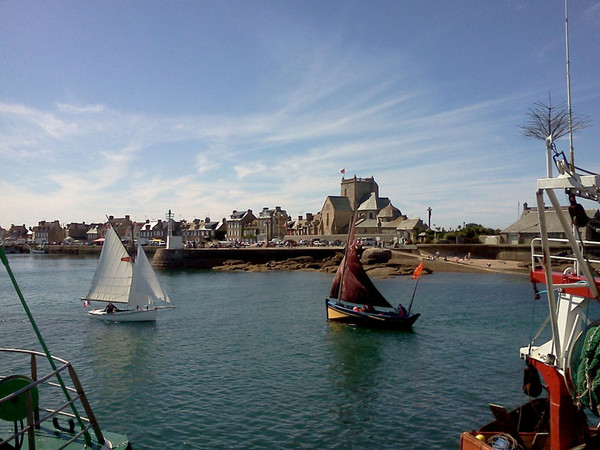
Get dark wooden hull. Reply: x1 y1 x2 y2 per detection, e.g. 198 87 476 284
326 298 419 330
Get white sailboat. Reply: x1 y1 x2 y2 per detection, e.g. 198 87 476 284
82 224 174 322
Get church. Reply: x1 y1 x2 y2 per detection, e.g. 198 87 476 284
319 176 406 235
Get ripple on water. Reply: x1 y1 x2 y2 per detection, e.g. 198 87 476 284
1 258 538 449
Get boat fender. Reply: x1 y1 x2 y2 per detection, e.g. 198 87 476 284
53 417 75 434
522 362 542 397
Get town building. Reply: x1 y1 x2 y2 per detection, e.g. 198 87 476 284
226 209 257 243
257 206 290 242
500 202 600 244
85 224 105 243
182 217 227 245
286 213 320 236
6 224 28 243
107 215 137 243
65 222 89 241
31 220 65 244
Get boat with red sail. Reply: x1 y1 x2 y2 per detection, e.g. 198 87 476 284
325 209 421 330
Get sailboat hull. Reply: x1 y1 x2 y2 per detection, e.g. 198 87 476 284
326 298 419 329
88 307 157 322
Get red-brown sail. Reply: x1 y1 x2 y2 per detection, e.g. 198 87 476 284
329 242 393 309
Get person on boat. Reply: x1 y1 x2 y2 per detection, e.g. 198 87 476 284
397 304 407 317
105 302 116 313
361 304 375 313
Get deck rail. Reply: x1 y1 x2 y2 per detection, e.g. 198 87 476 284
530 237 600 275
0 347 105 449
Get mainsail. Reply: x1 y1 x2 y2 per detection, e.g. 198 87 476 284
84 225 133 304
329 239 392 309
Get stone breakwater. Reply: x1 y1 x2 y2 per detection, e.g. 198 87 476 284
212 252 425 277
153 247 441 277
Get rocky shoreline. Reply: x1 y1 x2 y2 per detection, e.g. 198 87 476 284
212 247 531 277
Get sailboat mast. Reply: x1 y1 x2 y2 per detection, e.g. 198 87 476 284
337 209 358 300
565 0 575 172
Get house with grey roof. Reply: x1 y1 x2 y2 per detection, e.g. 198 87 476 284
380 217 427 244
500 203 600 245
226 209 257 242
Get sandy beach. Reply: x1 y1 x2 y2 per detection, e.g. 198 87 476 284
385 249 529 276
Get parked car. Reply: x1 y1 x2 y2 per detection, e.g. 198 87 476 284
360 237 376 247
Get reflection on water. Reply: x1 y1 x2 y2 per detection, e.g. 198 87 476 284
327 324 383 423
83 321 158 402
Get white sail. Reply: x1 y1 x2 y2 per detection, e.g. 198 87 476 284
129 244 173 309
84 226 133 304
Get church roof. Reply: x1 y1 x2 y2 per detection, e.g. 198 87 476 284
355 217 380 228
326 196 352 211
357 192 390 211
378 202 402 219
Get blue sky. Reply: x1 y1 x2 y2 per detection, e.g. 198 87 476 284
1 1 599 231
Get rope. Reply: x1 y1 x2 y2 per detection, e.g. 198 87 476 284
486 433 523 449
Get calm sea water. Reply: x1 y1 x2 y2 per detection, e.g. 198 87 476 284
0 254 545 449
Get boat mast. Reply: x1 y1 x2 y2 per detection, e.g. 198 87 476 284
565 0 575 172
337 209 358 300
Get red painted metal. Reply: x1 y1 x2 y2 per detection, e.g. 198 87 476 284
530 269 600 298
529 358 587 449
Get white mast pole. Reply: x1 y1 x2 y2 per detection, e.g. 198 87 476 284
565 0 575 172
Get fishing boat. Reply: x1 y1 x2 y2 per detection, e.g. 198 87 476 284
82 224 174 322
325 210 421 329
0 246 131 449
460 3 600 448
27 244 48 254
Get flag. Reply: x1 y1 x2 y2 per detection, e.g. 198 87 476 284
412 260 424 279
340 168 345 174
121 256 131 262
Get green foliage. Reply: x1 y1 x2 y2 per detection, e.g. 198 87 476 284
456 223 499 243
